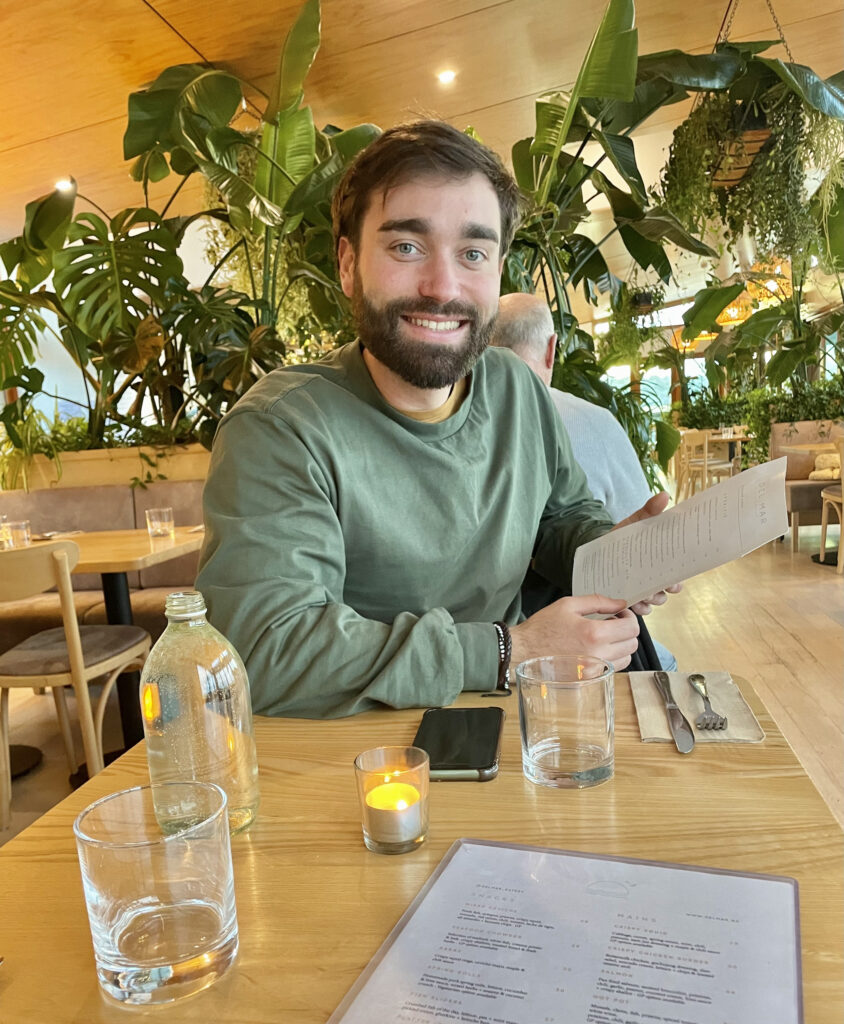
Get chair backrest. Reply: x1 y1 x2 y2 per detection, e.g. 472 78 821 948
0 541 80 603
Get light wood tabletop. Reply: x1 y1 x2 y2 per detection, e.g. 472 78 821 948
0 679 841 1022
35 526 205 574
779 442 838 456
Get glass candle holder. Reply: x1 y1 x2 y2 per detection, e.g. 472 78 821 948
145 507 175 540
354 746 429 855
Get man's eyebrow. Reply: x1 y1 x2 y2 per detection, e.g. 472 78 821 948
378 218 499 244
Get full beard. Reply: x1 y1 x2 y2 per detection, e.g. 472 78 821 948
352 284 497 390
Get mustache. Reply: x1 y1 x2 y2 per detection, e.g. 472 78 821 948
385 298 479 322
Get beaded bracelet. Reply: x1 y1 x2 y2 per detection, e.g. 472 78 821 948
492 620 512 693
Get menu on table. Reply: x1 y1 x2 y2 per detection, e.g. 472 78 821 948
329 839 801 1024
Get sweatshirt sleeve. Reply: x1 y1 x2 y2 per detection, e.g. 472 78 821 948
195 407 499 719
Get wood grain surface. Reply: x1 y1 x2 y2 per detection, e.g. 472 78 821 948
34 527 204 575
0 680 841 1023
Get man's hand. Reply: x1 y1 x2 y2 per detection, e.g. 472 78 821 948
510 594 640 671
611 491 683 614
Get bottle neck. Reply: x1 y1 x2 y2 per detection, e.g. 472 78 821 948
164 590 208 622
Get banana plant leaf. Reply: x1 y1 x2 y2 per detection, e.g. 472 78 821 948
635 49 746 90
766 340 817 386
756 58 844 120
590 128 646 203
732 305 790 345
284 124 380 215
618 208 716 257
583 78 687 134
681 283 744 340
618 224 672 282
536 0 637 206
264 0 322 123
52 209 183 340
256 106 316 208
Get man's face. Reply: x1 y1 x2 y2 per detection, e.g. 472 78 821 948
337 173 504 390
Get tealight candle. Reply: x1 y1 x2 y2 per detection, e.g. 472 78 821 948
363 781 422 845
354 746 429 854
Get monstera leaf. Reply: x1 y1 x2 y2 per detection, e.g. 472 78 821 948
0 282 58 379
52 209 183 341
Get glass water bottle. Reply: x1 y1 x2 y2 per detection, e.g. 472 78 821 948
140 591 260 834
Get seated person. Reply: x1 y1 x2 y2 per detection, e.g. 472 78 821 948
490 292 677 671
196 122 677 718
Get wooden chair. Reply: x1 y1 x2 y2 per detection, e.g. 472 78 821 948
0 541 150 830
819 433 844 575
676 429 734 500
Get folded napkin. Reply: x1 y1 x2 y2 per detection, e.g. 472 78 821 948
628 671 765 743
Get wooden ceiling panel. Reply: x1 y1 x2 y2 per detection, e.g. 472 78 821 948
0 0 199 153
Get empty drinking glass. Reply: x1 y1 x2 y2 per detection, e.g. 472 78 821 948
145 507 175 540
74 781 238 1005
5 520 31 548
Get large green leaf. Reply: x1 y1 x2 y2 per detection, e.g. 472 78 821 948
681 283 744 340
814 180 844 271
197 159 286 227
635 49 745 90
255 106 316 207
756 58 844 120
620 207 716 256
583 78 687 133
590 129 646 203
654 418 681 469
284 124 380 215
264 0 322 123
618 225 672 282
766 341 815 386
52 209 183 340
23 180 77 251
531 93 591 156
733 305 790 345
536 0 637 206
0 282 55 378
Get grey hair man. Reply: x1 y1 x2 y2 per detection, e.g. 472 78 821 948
491 291 677 671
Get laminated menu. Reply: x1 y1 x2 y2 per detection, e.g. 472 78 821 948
572 456 789 607
328 839 801 1023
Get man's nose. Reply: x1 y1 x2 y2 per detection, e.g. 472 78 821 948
418 252 461 303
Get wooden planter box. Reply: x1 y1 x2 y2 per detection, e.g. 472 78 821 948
2 443 212 491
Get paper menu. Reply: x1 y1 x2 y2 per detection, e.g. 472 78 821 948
572 457 789 607
329 839 801 1024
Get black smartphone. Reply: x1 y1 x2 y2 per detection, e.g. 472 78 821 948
412 706 504 781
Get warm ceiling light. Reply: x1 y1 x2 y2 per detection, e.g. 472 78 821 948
54 179 73 191
437 69 457 84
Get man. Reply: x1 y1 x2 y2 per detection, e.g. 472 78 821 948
491 291 677 671
196 121 671 718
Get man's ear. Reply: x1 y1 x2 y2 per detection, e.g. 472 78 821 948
338 238 356 298
545 333 558 371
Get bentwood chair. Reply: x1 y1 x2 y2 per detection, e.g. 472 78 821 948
819 433 844 575
0 541 150 830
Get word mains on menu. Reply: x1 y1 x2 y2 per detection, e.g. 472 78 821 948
329 839 801 1024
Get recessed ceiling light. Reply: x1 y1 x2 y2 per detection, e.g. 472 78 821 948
54 179 73 192
437 69 457 85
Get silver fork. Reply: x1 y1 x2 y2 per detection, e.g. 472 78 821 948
688 674 728 730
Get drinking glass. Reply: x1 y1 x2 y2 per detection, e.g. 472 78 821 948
74 782 238 1005
354 746 429 854
5 519 31 548
145 506 175 540
517 655 614 788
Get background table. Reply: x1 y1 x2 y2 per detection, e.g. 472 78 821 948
43 527 203 748
0 677 841 1022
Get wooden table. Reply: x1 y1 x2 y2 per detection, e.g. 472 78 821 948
40 527 203 746
0 681 841 1022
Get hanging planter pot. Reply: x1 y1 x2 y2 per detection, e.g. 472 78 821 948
710 102 772 189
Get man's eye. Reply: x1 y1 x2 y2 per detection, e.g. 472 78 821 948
394 242 419 256
464 248 487 263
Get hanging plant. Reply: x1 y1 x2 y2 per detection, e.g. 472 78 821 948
653 41 844 262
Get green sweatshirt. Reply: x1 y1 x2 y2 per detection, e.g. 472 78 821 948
195 342 613 718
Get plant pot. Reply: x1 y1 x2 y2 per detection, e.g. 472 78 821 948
711 128 771 189
1 443 212 492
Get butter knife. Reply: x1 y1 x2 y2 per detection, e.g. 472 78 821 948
652 671 695 754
